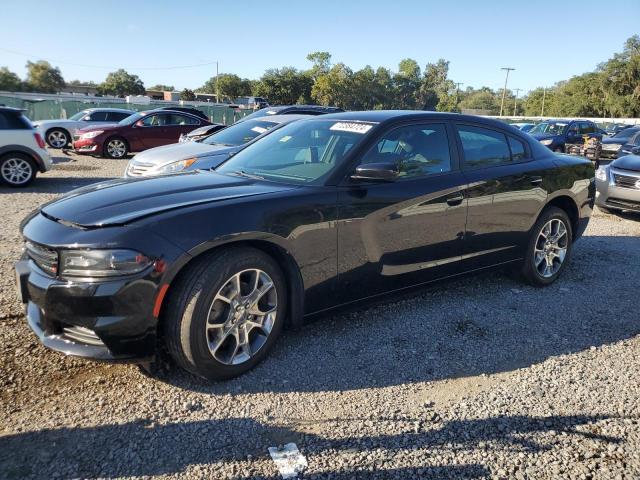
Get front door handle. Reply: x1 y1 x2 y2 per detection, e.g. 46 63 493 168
446 193 464 206
530 176 543 185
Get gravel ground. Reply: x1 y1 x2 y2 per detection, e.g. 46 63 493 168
1 150 639 479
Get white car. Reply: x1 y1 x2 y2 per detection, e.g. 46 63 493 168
32 108 135 149
0 107 52 187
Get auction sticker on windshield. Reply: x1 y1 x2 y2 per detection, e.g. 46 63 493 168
330 122 373 134
251 126 268 134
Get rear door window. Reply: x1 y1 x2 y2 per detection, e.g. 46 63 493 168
167 114 200 126
457 125 511 168
508 136 527 162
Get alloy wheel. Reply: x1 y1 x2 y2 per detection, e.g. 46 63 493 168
1 158 33 185
47 130 68 148
534 218 568 278
205 268 277 365
107 139 127 158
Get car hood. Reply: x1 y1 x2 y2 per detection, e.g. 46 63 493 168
32 119 78 128
131 142 238 167
77 123 122 133
601 137 626 145
611 154 640 172
531 133 559 141
40 171 295 227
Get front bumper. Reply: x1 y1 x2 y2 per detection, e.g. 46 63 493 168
15 257 158 362
72 137 100 155
596 167 640 212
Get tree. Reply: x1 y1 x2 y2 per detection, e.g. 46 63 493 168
458 87 501 114
311 63 355 108
393 58 421 109
24 60 65 93
198 74 251 101
306 51 332 79
255 67 313 105
98 69 145 97
180 88 196 101
0 67 23 91
418 59 455 111
148 84 175 91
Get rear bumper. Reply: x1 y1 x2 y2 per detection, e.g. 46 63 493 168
16 257 158 362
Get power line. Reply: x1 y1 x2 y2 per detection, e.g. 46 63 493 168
0 47 218 71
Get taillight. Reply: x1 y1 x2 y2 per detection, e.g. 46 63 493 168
34 132 46 149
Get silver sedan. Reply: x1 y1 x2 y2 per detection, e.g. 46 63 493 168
595 154 640 214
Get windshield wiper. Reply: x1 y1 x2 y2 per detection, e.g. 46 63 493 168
231 170 264 180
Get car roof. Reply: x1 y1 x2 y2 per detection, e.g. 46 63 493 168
318 110 524 130
248 113 313 124
82 107 135 113
0 106 26 113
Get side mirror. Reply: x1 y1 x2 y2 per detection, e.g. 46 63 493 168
135 120 144 127
351 162 399 182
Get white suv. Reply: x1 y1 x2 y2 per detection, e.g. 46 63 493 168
0 108 52 187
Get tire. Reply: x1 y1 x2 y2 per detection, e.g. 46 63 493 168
104 137 128 159
0 153 37 187
520 206 573 287
163 247 287 381
45 128 70 149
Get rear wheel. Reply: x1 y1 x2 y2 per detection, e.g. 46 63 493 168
521 207 573 286
0 154 36 187
163 247 287 380
46 128 70 148
104 137 128 158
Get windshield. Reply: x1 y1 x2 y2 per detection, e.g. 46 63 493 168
118 112 143 125
203 119 278 146
238 108 280 122
612 127 639 140
216 119 376 185
69 110 89 121
529 122 568 135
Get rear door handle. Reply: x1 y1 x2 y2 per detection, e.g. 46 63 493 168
446 193 464 206
530 176 543 185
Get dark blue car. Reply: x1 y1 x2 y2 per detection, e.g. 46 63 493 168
530 119 601 153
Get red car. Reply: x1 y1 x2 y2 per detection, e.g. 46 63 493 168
72 109 212 158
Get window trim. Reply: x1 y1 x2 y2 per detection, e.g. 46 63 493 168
348 121 458 183
454 122 533 171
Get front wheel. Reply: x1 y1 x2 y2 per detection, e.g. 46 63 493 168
521 207 573 286
104 137 128 159
46 128 70 148
163 247 287 381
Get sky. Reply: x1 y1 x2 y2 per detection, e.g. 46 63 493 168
1 0 639 95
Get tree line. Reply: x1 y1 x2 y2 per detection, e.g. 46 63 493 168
0 35 638 117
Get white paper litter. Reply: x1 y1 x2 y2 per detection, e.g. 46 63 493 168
268 443 308 479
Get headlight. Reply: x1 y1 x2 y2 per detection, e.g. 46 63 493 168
80 130 104 139
156 158 197 174
595 167 608 182
540 139 553 146
59 249 152 278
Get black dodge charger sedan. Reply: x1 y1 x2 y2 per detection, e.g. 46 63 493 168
16 111 595 380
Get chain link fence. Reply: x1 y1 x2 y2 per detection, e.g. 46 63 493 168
0 95 252 125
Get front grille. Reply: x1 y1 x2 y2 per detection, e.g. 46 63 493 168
612 172 640 189
606 197 640 210
25 241 58 276
61 325 104 346
127 161 155 177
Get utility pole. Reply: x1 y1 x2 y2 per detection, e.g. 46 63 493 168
541 87 547 116
215 61 219 104
513 88 522 116
499 67 515 116
455 82 464 111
